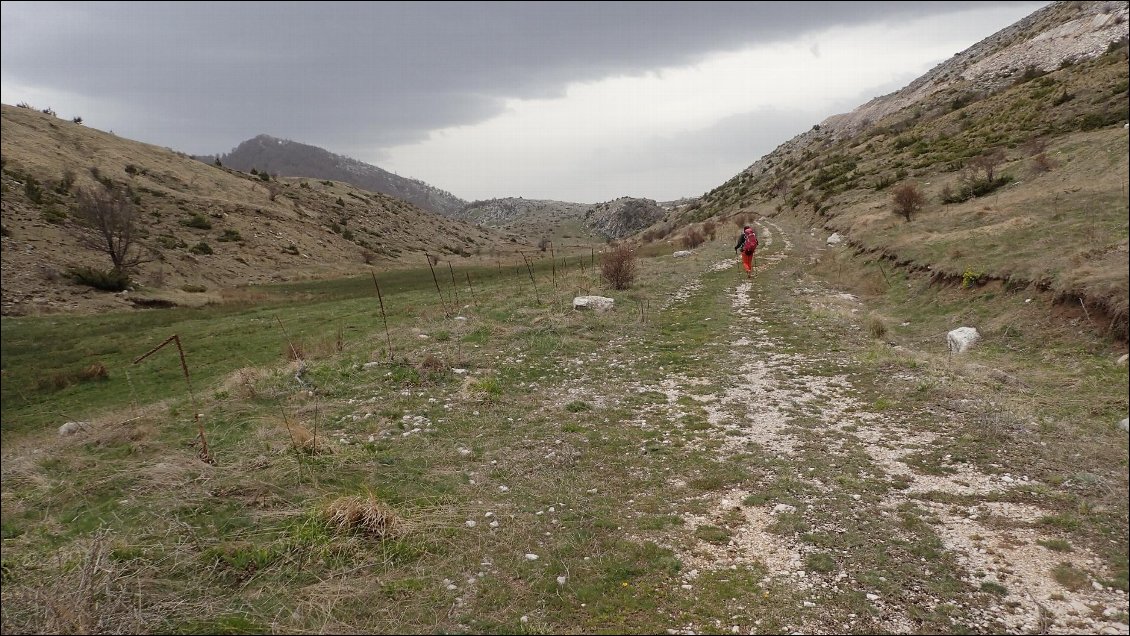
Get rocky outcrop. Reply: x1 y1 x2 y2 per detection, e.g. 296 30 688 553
584 197 665 240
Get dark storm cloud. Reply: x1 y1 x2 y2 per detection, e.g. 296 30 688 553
1 1 1037 156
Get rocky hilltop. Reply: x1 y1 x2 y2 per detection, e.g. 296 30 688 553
205 135 466 217
584 197 666 240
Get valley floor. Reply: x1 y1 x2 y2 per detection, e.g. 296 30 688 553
2 216 1127 634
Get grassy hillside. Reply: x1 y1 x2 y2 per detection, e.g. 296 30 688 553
662 36 1129 341
0 104 529 315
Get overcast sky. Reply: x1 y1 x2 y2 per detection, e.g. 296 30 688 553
2 1 1048 204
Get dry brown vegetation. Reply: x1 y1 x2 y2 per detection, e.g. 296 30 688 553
0 104 536 315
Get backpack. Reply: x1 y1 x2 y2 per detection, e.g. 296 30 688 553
742 230 758 255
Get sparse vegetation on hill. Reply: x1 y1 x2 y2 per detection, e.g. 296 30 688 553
204 134 467 216
657 0 1129 342
0 105 533 315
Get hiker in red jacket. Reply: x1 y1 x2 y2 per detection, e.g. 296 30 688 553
734 225 758 278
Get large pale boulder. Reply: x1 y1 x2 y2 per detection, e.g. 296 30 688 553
947 327 981 354
573 296 615 312
827 233 843 246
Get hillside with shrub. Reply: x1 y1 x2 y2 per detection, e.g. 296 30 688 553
659 0 1128 341
0 105 528 315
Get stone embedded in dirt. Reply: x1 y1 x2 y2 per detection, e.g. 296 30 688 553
772 503 797 515
672 250 693 258
57 421 87 435
1117 354 1128 365
947 327 981 354
525 553 539 561
1118 418 1128 432
826 233 843 246
573 296 615 312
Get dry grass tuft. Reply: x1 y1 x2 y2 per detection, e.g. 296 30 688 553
221 367 263 399
868 315 888 339
324 493 400 538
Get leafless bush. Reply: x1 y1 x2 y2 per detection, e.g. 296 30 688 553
891 182 925 222
600 243 637 290
702 220 716 240
681 227 705 249
72 187 151 275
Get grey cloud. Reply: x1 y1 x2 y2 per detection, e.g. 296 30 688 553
1 1 1042 157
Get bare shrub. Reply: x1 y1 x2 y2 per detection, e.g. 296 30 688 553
969 148 1006 183
600 243 637 290
891 182 925 222
361 249 377 264
682 227 705 249
72 187 151 275
702 220 716 240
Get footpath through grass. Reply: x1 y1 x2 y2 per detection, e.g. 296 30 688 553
1 222 1126 634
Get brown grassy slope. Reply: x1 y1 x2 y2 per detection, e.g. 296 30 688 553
0 104 525 315
666 38 1129 340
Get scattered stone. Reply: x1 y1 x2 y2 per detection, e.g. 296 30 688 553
772 503 797 515
826 233 843 246
58 421 88 435
1119 418 1128 433
525 553 539 561
947 327 981 354
673 250 693 258
520 616 529 623
866 593 880 601
573 296 615 312
1117 354 1128 365
465 520 476 528
557 576 567 585
452 368 468 375
362 361 380 370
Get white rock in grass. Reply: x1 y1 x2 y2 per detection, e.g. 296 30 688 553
58 421 88 435
573 296 615 312
827 233 843 246
557 576 567 585
489 520 499 528
499 485 510 493
465 520 477 528
520 616 529 623
672 250 693 258
525 553 539 561
947 327 981 354
1118 418 1128 432
866 593 880 601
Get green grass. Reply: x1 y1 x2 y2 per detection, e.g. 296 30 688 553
1 217 1126 634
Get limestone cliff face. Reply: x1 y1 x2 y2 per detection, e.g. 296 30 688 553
584 197 665 240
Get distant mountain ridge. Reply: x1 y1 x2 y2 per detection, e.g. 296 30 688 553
201 135 466 216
